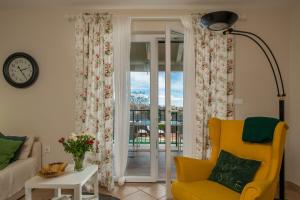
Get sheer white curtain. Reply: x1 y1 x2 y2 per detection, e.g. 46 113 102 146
112 15 131 185
180 16 196 157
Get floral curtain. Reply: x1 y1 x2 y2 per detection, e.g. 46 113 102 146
74 13 114 190
192 15 235 159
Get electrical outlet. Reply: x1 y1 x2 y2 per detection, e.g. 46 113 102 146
44 145 51 153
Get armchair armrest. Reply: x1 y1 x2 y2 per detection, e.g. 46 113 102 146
174 156 214 182
240 180 273 200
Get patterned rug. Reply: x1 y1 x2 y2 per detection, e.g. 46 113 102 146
98 193 120 200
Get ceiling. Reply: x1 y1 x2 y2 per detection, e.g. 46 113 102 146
130 40 184 72
0 0 297 9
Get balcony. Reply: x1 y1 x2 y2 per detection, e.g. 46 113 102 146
126 109 183 179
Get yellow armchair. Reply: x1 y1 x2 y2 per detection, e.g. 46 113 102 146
172 118 287 200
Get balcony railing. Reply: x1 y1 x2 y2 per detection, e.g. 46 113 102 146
129 109 183 147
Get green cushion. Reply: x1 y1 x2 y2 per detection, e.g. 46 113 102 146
0 134 27 162
243 117 280 143
208 150 261 193
0 138 23 170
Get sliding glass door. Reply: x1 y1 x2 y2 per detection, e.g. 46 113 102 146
164 25 184 197
125 36 158 182
125 26 184 187
158 32 184 181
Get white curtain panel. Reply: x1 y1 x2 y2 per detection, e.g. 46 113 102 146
180 16 196 157
74 13 114 190
192 15 235 159
112 15 131 185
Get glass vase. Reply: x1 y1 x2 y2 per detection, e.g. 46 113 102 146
73 154 85 172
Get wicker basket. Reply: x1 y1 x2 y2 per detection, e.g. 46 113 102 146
38 162 68 178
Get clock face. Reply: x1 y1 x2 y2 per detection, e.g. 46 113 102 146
3 53 39 88
8 58 33 84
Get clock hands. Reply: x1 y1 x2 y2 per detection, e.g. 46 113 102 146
20 67 29 71
17 66 28 80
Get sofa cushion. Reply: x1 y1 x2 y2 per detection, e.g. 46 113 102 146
208 150 261 193
0 138 23 170
0 134 27 162
172 180 240 200
18 136 35 160
0 157 38 200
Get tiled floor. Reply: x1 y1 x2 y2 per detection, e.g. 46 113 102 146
102 183 167 200
19 182 300 200
106 183 166 200
19 183 167 200
286 181 300 200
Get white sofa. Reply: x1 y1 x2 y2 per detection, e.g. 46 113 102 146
0 141 41 200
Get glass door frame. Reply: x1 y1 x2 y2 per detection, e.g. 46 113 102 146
126 23 184 187
165 24 184 198
125 34 161 182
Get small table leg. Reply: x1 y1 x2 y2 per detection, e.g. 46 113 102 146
25 187 32 200
54 188 61 197
74 185 82 200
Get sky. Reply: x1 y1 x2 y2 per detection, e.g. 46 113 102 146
130 71 183 107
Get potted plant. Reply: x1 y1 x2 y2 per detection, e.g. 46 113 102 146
58 133 95 171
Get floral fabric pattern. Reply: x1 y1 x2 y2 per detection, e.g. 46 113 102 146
192 15 235 159
74 13 114 190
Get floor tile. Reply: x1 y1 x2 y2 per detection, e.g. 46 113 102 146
132 182 158 190
110 184 139 198
158 196 168 200
17 182 300 200
139 183 166 199
123 191 155 200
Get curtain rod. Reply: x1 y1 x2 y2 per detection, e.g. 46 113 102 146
65 14 183 22
65 13 246 22
131 16 181 20
65 12 110 22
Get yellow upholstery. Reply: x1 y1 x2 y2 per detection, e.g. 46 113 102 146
172 118 287 200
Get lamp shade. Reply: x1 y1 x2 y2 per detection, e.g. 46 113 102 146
201 11 238 31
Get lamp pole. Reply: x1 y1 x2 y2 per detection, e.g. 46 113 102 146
224 28 286 200
279 97 285 200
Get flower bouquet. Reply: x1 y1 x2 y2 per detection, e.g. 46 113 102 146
59 133 95 171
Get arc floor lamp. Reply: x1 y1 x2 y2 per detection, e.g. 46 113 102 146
200 11 286 200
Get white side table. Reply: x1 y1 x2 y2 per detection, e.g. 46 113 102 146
25 165 98 200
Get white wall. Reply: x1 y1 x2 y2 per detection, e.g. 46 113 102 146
233 8 289 119
0 7 292 172
286 3 300 186
0 10 76 163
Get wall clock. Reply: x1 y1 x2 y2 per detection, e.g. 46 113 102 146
3 52 39 88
